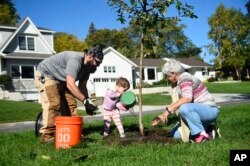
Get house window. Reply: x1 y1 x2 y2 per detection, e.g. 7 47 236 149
147 68 155 80
110 78 116 82
202 68 208 76
102 78 109 82
112 66 116 73
27 37 35 50
94 78 101 82
18 37 26 50
11 65 35 79
22 66 34 78
104 66 116 73
108 66 112 73
104 66 107 73
11 65 20 78
18 36 35 51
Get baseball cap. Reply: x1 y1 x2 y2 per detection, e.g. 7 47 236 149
87 44 104 61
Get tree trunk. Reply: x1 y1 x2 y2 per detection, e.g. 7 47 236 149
235 67 242 80
138 33 144 136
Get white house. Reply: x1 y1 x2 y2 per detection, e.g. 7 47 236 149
87 47 137 97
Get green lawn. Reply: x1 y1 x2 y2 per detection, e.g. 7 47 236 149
0 94 172 123
205 81 250 94
1 81 250 123
0 100 88 123
0 103 249 165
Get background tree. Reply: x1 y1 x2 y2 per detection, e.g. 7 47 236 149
88 22 96 35
107 0 197 135
124 18 197 58
85 28 136 57
54 32 88 52
163 22 196 57
208 4 250 80
85 20 198 59
246 0 250 16
245 0 250 79
174 47 202 58
0 0 20 25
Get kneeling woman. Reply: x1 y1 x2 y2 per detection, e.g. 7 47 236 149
151 59 219 143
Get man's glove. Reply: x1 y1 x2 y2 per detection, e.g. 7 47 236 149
84 99 98 115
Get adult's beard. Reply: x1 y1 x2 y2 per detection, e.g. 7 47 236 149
85 60 98 73
87 65 97 73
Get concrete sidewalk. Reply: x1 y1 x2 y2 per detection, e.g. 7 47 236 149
1 93 250 132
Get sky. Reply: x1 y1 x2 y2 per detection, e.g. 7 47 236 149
12 0 248 63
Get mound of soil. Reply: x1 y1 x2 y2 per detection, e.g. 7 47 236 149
103 128 175 145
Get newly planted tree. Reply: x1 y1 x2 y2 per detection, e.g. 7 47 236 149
107 0 197 135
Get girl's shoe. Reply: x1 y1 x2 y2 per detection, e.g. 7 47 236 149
120 133 126 139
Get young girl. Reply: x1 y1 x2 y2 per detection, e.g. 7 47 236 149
102 77 130 138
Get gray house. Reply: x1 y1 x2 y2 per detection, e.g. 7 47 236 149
0 17 55 100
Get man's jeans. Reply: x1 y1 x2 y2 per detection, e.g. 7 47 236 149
172 103 219 138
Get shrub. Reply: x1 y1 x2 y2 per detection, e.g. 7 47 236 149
153 78 168 86
136 81 153 88
0 75 12 84
207 77 216 82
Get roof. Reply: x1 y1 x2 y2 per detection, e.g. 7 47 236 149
129 58 164 67
173 57 212 67
129 57 213 69
4 52 52 59
0 24 54 33
104 47 137 67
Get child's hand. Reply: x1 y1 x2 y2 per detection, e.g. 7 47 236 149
116 92 121 97
116 102 127 111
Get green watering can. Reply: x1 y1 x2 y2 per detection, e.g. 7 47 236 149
121 91 136 108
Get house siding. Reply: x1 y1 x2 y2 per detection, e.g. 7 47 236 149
41 32 54 47
0 27 14 44
0 29 14 47
87 48 135 97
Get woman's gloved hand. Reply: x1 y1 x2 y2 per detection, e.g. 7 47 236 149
151 114 168 126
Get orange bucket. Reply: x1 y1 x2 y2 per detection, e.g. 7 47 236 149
55 116 83 149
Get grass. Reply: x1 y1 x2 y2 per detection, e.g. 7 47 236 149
205 81 250 94
142 94 171 105
1 81 250 123
0 100 89 123
0 103 249 165
0 94 172 123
